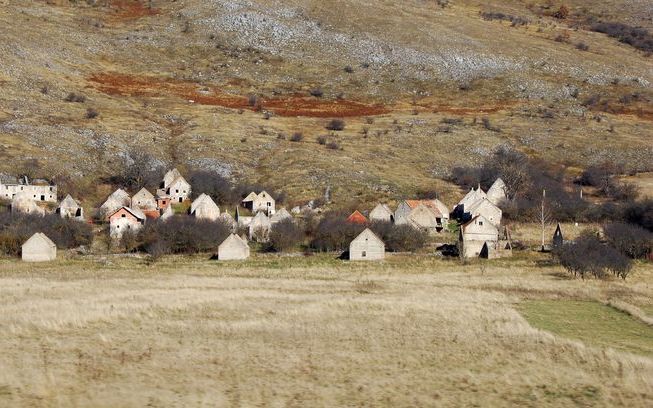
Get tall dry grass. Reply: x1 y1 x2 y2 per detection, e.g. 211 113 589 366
0 255 651 406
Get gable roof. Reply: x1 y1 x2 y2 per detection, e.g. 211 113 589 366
351 228 384 247
108 188 130 202
370 203 393 216
219 233 249 250
133 187 155 200
458 186 487 207
109 206 146 221
466 197 500 215
58 194 80 209
404 200 444 217
242 192 258 202
487 178 507 203
191 193 217 213
270 207 291 222
346 210 368 224
23 232 56 249
163 168 182 186
461 215 498 234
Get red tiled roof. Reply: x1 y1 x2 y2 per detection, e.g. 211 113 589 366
346 210 368 224
143 210 161 220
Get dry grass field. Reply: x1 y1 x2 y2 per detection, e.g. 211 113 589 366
0 254 651 407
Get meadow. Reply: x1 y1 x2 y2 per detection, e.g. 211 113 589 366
0 253 651 407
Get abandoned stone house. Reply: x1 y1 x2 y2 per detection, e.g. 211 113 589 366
486 178 507 205
190 193 220 221
219 211 238 232
56 194 84 220
458 215 510 259
157 168 191 203
1 176 57 203
109 206 146 239
100 189 131 219
11 193 46 216
369 203 394 223
132 188 157 211
241 191 275 215
21 232 57 262
465 197 502 227
453 186 487 218
346 210 368 225
249 211 271 242
270 207 291 224
349 228 385 261
217 234 250 260
395 199 449 233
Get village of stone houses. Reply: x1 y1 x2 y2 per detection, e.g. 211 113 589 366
2 1 653 406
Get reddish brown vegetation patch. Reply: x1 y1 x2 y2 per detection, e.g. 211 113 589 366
88 72 389 117
109 0 159 21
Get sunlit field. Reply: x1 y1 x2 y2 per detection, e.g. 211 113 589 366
0 253 651 407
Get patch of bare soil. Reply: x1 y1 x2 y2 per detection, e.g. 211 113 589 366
108 0 159 21
87 72 390 117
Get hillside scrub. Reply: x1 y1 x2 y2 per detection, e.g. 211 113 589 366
135 215 231 255
553 232 632 280
267 219 304 252
0 212 93 255
591 22 653 53
369 221 428 252
449 147 585 222
310 211 364 252
603 222 653 259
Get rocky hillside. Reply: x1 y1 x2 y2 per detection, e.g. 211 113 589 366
0 0 651 205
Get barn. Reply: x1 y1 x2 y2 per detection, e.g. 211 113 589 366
218 234 250 260
349 228 385 261
22 232 57 262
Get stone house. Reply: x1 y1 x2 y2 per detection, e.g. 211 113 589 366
369 203 394 223
56 195 84 220
349 228 385 261
249 211 271 242
346 210 368 225
219 211 238 232
131 188 157 211
464 198 502 227
99 189 131 219
190 194 220 221
486 178 507 205
395 199 448 233
22 232 57 262
1 176 57 202
156 197 171 211
458 215 500 259
235 206 253 228
157 168 191 203
109 206 146 239
241 191 275 215
453 186 488 218
218 234 250 260
270 207 292 224
11 193 46 216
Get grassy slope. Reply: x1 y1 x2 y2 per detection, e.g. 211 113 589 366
0 0 651 207
519 300 653 356
0 254 651 406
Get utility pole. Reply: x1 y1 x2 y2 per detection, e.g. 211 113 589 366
541 189 546 252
